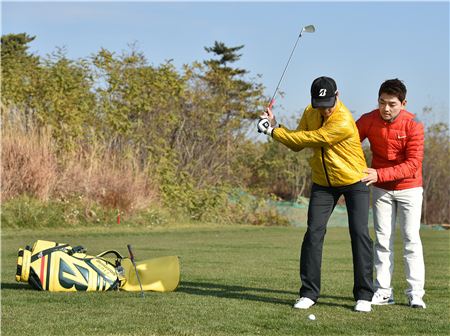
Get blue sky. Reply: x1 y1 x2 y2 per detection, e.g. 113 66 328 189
2 1 449 128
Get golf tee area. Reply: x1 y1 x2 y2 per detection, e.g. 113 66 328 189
2 225 449 336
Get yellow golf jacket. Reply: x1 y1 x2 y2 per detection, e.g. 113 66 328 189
272 100 367 187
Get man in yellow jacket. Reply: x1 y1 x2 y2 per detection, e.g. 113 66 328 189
258 76 374 312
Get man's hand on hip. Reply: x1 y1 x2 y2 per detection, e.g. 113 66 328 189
361 168 378 186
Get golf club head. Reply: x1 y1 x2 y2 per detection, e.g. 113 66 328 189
300 25 316 35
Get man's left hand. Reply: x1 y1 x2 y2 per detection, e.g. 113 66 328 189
361 168 378 186
257 118 274 135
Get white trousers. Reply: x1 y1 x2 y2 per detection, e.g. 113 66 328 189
372 186 425 298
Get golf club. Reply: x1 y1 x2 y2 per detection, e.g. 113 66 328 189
127 244 145 298
268 24 315 109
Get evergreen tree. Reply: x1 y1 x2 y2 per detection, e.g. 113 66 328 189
204 41 244 66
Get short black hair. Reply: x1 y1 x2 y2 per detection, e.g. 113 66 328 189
378 79 407 102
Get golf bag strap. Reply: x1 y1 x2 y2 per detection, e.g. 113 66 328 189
30 244 70 262
96 250 124 260
68 245 87 255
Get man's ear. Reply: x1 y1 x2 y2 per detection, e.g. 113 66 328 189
402 99 407 107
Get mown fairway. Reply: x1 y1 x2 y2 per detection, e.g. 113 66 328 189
1 225 449 335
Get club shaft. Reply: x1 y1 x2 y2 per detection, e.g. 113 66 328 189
127 244 145 298
269 32 304 106
268 24 316 108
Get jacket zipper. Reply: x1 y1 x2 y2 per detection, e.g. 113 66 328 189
321 148 332 187
320 116 332 187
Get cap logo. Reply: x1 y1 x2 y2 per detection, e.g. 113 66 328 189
319 89 327 97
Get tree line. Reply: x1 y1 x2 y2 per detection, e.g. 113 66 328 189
1 33 448 225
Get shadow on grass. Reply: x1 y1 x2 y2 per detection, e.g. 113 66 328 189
178 281 354 309
2 281 356 310
1 282 35 290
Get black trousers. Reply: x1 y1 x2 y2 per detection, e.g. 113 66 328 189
299 182 374 302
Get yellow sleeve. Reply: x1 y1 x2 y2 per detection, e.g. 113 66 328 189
272 110 308 152
273 114 353 148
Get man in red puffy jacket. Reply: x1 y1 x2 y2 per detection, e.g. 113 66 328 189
356 79 426 309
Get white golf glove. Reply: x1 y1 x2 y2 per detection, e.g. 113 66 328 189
257 118 274 136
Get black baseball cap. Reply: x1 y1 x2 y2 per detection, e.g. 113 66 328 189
311 76 338 108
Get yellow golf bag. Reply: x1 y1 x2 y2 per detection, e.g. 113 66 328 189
15 240 180 293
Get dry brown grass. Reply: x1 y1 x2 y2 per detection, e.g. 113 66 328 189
1 105 158 213
55 149 158 212
1 124 57 202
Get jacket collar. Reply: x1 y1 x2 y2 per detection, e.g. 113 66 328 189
376 109 407 124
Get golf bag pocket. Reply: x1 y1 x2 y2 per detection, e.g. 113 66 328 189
120 256 180 292
16 240 120 292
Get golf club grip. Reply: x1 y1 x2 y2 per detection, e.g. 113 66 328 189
127 244 135 261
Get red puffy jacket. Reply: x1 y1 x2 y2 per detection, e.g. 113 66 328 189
356 109 424 190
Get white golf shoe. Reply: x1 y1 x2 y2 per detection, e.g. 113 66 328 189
293 297 315 309
371 291 395 305
354 300 372 312
408 295 426 309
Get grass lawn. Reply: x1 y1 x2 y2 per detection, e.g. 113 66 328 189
1 225 449 335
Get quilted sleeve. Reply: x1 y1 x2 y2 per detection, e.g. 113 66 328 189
356 114 369 142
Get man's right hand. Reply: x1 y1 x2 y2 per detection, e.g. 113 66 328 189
260 106 277 127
